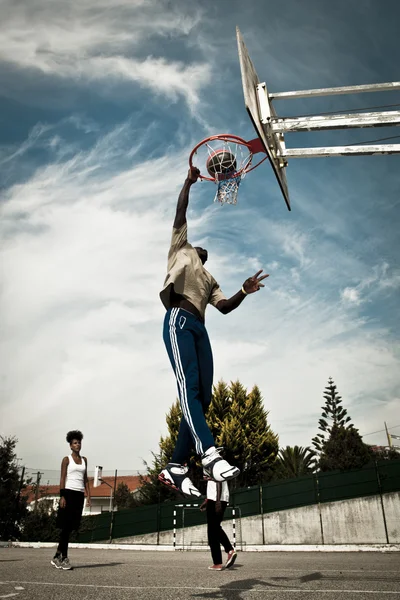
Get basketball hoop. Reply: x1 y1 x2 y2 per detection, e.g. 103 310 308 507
189 134 267 205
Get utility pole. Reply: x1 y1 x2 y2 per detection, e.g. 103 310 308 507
16 466 25 507
384 422 392 448
33 471 43 512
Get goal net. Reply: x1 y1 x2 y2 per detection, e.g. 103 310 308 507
173 504 242 551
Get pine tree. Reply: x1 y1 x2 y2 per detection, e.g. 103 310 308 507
208 382 279 488
273 446 316 480
138 380 279 503
319 425 373 471
0 436 28 540
114 482 136 510
312 377 353 454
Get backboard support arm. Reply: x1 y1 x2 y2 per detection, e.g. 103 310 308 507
237 26 400 211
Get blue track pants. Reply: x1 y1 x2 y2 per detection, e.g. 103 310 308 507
163 308 215 463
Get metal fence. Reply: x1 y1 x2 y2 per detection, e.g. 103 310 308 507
78 459 400 543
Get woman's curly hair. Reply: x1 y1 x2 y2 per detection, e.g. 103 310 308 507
66 430 83 444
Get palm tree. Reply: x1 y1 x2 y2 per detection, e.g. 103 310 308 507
273 446 316 479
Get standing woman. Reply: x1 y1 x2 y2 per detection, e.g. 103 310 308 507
51 430 91 570
200 478 237 571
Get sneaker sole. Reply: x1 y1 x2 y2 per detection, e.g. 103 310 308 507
158 473 201 498
50 560 61 569
158 472 181 493
226 553 237 568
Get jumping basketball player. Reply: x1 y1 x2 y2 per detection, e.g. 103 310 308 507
158 166 268 497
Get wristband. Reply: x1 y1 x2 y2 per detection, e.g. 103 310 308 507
241 286 247 295
60 488 67 498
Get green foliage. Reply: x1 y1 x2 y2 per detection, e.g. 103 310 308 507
312 377 354 454
208 381 279 488
273 446 316 480
20 502 59 542
139 380 279 503
370 446 400 461
114 482 139 510
319 424 373 472
0 436 28 540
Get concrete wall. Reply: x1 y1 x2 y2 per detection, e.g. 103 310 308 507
320 495 387 544
113 491 400 546
263 504 323 545
383 492 400 543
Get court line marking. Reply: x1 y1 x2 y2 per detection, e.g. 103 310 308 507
1 581 400 594
84 563 400 575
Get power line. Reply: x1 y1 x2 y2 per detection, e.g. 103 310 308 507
362 424 400 437
350 134 400 145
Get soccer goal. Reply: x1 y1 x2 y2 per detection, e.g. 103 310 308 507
173 504 242 551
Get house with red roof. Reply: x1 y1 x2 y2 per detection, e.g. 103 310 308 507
24 475 145 515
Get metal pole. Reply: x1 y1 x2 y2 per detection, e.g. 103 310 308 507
173 509 177 550
232 508 236 550
260 485 265 546
33 471 43 512
16 466 25 507
270 81 400 100
315 473 325 545
109 470 118 543
375 461 390 544
271 110 400 133
156 490 161 546
384 422 392 448
285 144 400 158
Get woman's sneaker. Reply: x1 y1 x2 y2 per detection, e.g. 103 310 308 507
158 463 201 497
208 564 224 571
60 557 72 570
202 447 240 482
226 549 237 568
50 555 62 569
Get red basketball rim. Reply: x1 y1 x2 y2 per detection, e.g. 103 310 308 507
189 134 256 182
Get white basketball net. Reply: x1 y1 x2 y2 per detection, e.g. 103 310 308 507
215 173 242 205
202 139 253 205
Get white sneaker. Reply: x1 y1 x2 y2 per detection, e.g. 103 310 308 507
158 463 201 498
201 447 240 482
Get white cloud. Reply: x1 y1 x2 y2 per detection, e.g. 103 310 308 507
341 287 362 305
1 116 399 471
1 0 400 471
0 0 210 109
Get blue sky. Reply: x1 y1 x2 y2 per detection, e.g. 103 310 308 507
1 0 399 470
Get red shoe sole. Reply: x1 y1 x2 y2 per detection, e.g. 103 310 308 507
158 473 180 493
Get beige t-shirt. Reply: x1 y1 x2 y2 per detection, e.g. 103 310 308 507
159 223 226 320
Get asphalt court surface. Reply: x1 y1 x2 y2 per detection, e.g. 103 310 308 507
1 547 400 599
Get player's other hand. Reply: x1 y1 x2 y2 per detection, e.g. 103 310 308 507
243 270 269 294
59 497 66 509
187 166 200 183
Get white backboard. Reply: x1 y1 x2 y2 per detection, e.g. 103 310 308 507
236 27 291 211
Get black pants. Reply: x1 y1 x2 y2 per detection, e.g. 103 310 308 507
56 490 84 558
57 526 71 558
206 500 234 565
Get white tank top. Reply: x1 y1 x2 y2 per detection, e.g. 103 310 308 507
65 455 86 492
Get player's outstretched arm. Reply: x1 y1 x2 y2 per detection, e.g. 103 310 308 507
173 167 200 229
216 270 269 315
